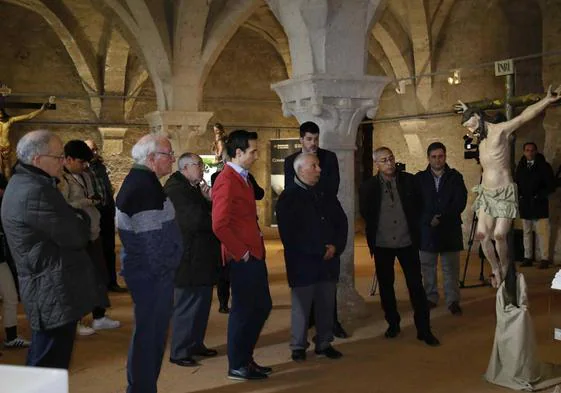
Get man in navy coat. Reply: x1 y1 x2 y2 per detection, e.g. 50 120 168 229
283 121 347 338
415 142 467 315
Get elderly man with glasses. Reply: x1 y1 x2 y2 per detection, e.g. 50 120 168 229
1 130 97 368
359 147 440 347
164 153 221 367
116 133 183 393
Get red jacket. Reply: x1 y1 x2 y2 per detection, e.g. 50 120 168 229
212 164 265 262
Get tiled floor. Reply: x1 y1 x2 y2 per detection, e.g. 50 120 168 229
1 237 561 393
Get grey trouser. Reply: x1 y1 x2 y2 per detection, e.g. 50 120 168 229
419 251 460 307
170 286 213 360
522 218 550 261
290 281 335 351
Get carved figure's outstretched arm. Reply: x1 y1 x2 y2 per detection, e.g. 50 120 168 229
9 103 47 124
502 85 561 136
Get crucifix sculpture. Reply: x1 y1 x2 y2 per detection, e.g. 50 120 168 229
0 83 55 178
456 85 561 288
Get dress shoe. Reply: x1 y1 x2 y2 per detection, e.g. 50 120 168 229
427 300 438 309
194 347 218 357
170 357 200 367
384 325 401 339
219 305 230 314
315 345 343 359
291 349 306 362
538 260 551 269
417 332 440 347
249 360 272 375
333 322 349 339
520 258 534 267
448 301 462 316
227 366 267 381
108 283 128 293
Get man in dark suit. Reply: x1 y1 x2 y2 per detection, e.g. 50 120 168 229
284 121 339 196
165 153 221 367
359 146 440 347
212 130 272 381
277 153 348 362
283 121 347 338
415 142 467 316
515 142 556 269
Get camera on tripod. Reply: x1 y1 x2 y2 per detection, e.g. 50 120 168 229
463 134 479 160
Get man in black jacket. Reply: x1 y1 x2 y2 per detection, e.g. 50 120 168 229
359 147 439 346
415 142 467 316
2 130 96 368
515 142 555 269
277 153 348 362
165 153 221 367
284 121 347 338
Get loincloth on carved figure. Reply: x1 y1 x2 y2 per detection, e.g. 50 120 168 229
472 182 518 219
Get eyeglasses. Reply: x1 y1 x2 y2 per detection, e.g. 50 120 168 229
377 155 395 164
155 151 175 158
40 154 65 161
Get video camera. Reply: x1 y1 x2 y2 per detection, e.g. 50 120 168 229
463 134 479 161
395 162 406 172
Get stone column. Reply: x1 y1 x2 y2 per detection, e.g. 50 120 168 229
267 0 388 318
272 74 388 318
144 110 214 154
98 127 128 155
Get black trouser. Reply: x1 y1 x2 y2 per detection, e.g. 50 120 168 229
227 257 272 370
373 246 431 335
27 321 78 369
98 203 118 287
217 262 230 308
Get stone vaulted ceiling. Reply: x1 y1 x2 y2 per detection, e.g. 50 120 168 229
0 0 469 116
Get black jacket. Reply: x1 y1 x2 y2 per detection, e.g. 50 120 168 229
284 148 340 196
1 163 97 330
276 180 348 287
164 171 221 287
415 165 467 252
359 171 421 255
515 153 555 219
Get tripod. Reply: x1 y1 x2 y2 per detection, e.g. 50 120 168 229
459 209 488 288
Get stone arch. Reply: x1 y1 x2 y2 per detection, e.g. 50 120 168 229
2 0 99 104
101 0 172 111
199 0 262 90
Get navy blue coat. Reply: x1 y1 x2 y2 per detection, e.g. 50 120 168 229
415 165 467 252
515 153 555 219
284 148 340 196
276 181 348 288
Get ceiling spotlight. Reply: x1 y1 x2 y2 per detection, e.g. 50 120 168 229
448 70 461 85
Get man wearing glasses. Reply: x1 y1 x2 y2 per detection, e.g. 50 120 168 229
116 134 183 393
2 130 97 368
164 153 220 367
359 147 440 347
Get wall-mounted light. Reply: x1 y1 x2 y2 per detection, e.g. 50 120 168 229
395 80 406 95
447 70 461 85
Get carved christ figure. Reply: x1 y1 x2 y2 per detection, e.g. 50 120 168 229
0 104 47 177
458 85 561 288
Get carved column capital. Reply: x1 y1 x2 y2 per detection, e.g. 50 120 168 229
145 110 214 153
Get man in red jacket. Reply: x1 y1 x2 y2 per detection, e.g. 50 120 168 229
212 130 272 381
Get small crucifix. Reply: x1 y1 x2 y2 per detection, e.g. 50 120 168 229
0 83 56 178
